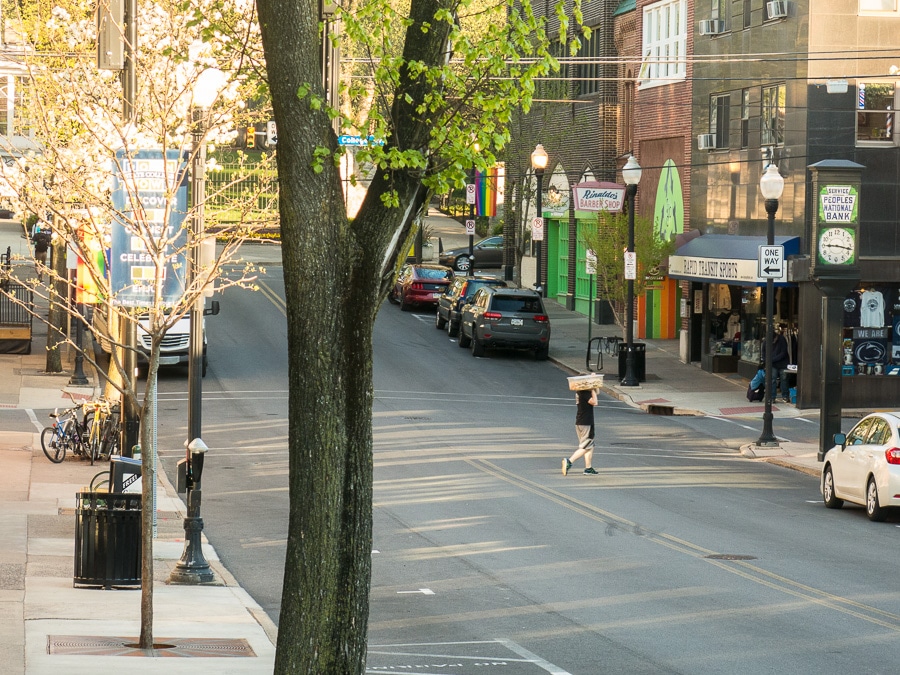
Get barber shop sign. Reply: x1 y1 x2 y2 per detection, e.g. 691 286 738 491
572 181 626 212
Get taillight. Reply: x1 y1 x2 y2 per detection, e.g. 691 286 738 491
533 314 549 323
411 282 424 290
885 448 900 465
484 311 502 320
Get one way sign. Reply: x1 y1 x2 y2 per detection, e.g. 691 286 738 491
758 245 784 280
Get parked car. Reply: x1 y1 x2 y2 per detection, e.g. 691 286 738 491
435 276 508 337
388 263 454 311
457 287 550 359
438 235 503 273
820 411 900 521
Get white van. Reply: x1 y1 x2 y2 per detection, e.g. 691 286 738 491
92 300 219 376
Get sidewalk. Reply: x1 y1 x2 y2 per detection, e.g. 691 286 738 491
0 218 277 673
0 210 824 673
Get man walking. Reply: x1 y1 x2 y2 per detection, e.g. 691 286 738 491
32 226 51 283
563 388 599 476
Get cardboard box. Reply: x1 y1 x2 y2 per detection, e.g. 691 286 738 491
567 374 605 391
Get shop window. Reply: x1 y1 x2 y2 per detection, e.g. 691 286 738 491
639 0 687 89
856 82 895 145
841 285 900 377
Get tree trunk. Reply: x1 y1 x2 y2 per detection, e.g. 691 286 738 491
257 0 451 670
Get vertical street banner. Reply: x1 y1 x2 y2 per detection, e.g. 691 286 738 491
75 223 106 304
109 148 188 307
475 168 497 217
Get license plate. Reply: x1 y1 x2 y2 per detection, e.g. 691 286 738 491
432 292 441 299
511 318 523 326
159 356 180 365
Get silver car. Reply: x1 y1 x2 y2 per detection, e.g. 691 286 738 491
458 287 550 359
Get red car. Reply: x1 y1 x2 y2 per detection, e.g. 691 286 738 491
388 264 454 311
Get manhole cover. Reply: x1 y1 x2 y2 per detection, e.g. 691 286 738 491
705 554 757 561
47 635 256 658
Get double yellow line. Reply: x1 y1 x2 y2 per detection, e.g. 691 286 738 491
256 280 286 316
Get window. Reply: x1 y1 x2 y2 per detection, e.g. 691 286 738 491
712 0 727 21
542 39 569 100
623 81 635 152
575 27 601 97
640 0 687 88
742 0 752 27
856 82 894 144
761 83 785 146
710 93 730 149
846 418 873 445
741 88 751 148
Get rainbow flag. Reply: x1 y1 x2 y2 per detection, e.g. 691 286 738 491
475 168 497 217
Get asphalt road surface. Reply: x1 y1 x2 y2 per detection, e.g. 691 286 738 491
149 267 900 674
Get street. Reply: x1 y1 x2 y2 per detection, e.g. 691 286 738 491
152 266 900 674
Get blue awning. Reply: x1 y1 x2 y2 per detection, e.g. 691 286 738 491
668 234 801 285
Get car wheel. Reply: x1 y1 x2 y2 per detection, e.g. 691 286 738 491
387 289 399 305
866 477 885 521
447 318 458 338
400 293 412 312
535 344 549 361
455 256 471 273
435 311 446 330
822 466 843 509
458 325 471 348
471 333 485 357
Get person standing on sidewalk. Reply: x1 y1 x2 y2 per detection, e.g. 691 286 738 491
563 388 599 476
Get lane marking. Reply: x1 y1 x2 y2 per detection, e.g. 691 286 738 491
397 588 435 595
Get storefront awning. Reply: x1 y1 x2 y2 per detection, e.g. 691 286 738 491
668 234 801 285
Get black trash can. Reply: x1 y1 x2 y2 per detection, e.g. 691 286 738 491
74 491 142 589
617 342 646 382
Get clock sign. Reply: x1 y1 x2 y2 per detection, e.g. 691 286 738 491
817 227 855 265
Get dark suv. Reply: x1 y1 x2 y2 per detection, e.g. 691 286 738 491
458 288 551 359
435 276 508 337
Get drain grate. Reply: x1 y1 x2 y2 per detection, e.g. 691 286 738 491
705 554 757 561
47 635 256 658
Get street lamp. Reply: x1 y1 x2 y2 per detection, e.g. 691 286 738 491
621 155 642 387
757 163 784 446
531 144 548 295
170 67 225 585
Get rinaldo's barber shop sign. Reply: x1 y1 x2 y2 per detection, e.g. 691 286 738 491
572 181 625 212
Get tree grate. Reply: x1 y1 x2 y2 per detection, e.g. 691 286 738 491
47 635 256 658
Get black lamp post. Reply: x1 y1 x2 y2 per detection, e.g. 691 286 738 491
170 68 224 585
757 163 784 446
531 144 548 295
621 155 642 387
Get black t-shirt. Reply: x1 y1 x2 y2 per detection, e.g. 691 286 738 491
33 232 50 253
575 390 594 426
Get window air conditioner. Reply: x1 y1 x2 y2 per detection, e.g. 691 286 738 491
699 19 725 35
697 134 717 151
767 0 788 18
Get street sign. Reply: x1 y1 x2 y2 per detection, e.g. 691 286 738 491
466 183 476 205
266 120 277 146
758 244 784 279
585 249 597 275
624 251 637 280
465 219 475 235
532 217 544 241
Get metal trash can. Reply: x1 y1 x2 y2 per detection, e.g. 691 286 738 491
617 342 647 382
74 491 141 589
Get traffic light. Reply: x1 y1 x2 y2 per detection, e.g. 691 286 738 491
245 127 256 149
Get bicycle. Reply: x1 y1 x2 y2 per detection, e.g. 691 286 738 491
41 406 87 464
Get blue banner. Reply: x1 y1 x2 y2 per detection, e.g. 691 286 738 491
109 148 188 308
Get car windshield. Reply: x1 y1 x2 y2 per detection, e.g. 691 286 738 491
418 268 453 280
492 296 542 313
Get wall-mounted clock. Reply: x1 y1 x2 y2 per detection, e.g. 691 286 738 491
817 227 856 265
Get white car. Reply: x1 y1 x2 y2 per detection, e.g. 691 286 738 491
820 412 900 521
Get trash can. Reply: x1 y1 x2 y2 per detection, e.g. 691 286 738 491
74 491 141 589
617 342 646 382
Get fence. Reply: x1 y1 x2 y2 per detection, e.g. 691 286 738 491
0 280 33 353
205 164 279 225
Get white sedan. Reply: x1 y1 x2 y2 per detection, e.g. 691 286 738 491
821 412 900 521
